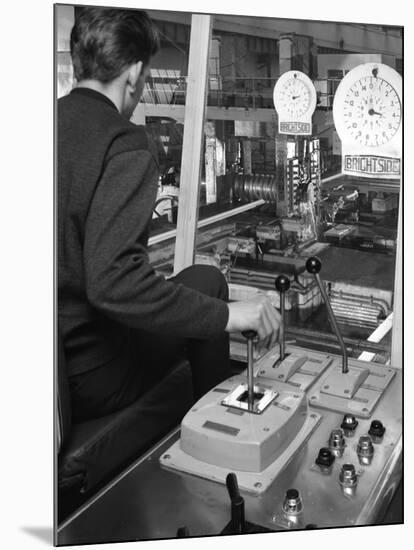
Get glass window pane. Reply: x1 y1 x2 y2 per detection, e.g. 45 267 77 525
186 14 402 364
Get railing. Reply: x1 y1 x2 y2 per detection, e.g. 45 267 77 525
141 73 343 109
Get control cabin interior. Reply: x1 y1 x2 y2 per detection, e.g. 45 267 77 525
55 5 403 545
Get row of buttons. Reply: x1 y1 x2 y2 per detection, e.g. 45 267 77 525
316 415 386 471
279 416 387 522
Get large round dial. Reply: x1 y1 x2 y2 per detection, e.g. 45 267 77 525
333 63 402 148
273 71 316 118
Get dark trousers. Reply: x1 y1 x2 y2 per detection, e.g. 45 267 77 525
70 265 230 422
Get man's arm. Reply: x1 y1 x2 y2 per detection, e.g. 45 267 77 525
83 141 229 339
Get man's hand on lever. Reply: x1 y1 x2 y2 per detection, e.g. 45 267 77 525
225 296 281 350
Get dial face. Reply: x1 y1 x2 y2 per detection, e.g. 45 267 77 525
274 71 316 121
276 75 310 116
275 73 312 117
342 75 401 147
333 63 402 151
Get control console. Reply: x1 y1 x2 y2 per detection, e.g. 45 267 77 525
160 256 398 513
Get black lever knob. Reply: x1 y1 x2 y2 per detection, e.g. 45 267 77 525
306 256 322 274
275 274 290 293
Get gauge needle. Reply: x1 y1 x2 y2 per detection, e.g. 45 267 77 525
368 108 383 117
292 95 301 100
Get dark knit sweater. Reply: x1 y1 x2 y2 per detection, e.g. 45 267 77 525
58 88 229 376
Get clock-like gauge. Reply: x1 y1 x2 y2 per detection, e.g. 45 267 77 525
274 71 316 118
333 63 402 148
273 71 317 135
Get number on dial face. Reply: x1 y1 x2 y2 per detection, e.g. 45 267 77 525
275 74 311 117
342 76 401 147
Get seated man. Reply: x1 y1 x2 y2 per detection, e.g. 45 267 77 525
58 7 281 423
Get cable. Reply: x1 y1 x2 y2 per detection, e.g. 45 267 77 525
156 27 188 57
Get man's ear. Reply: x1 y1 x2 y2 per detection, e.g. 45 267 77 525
127 61 143 93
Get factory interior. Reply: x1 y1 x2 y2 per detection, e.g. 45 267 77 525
56 5 403 545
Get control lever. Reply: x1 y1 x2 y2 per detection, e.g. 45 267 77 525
306 256 348 374
242 330 257 411
226 472 246 534
275 275 290 361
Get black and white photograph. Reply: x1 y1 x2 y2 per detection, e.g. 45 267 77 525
2 0 410 548
53 3 403 546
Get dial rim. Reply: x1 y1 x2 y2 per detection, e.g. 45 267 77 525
333 63 402 148
273 70 317 118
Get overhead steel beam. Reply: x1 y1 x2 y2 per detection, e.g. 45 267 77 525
149 10 402 57
136 103 277 123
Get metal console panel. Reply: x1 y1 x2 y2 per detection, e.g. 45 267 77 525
57 355 401 546
255 345 333 391
255 345 396 417
308 358 396 418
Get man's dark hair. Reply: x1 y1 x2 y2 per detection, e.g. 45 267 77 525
70 7 160 83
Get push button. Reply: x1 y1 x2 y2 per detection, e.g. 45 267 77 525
341 414 358 437
315 447 335 471
282 488 303 515
368 420 385 443
329 428 346 457
357 435 374 465
339 463 358 489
